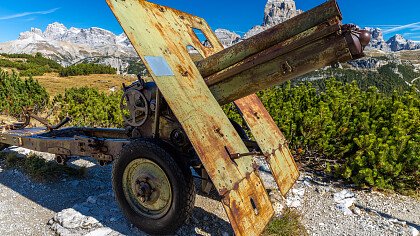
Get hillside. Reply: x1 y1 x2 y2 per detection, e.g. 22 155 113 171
0 53 134 96
298 56 420 93
0 0 419 74
33 73 135 97
0 53 62 76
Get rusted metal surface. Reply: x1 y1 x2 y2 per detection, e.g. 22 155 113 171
204 23 341 88
5 109 71 131
105 0 372 234
0 127 129 161
106 1 276 235
196 0 342 78
122 158 173 218
209 33 353 104
235 95 299 195
199 23 369 104
222 172 274 236
0 0 370 234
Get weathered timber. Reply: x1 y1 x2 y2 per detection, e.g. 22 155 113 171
208 31 353 104
196 0 342 78
106 0 275 235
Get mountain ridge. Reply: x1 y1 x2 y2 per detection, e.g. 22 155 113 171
0 0 418 72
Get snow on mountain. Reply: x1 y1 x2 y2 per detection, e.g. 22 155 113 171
364 27 391 52
0 22 138 73
364 28 420 52
387 34 420 51
1 0 419 72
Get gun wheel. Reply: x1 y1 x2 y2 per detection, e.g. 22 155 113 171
0 144 9 151
112 139 195 235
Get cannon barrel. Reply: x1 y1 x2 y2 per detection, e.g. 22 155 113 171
196 0 371 105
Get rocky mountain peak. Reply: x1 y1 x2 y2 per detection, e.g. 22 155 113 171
263 0 302 27
0 22 137 72
214 29 241 48
44 22 68 40
364 28 420 52
18 28 44 40
364 27 391 52
244 0 302 38
387 34 420 51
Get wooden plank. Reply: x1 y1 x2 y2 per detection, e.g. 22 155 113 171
235 94 299 195
106 0 274 235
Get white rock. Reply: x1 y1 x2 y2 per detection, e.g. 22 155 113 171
53 208 101 230
0 22 138 73
336 204 353 216
84 227 113 236
244 0 302 39
334 190 356 215
334 190 355 202
410 226 419 236
286 199 301 207
212 29 241 48
353 207 362 215
291 188 305 197
387 34 420 51
388 218 407 226
286 188 305 208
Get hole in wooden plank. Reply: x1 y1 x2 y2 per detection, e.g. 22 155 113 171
192 28 213 48
250 197 259 215
186 45 204 63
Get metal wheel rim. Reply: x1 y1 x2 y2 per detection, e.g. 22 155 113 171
120 89 149 127
122 158 172 219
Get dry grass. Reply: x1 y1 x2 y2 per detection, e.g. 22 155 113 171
1 67 15 74
0 151 87 181
397 49 420 61
263 208 308 236
364 49 387 58
30 73 137 97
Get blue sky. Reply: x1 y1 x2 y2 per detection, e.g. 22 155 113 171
0 0 419 42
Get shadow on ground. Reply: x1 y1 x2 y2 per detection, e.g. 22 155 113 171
0 148 233 236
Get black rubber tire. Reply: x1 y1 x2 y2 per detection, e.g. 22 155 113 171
112 139 195 235
0 143 9 152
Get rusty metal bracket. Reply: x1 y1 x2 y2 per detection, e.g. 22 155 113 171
229 151 264 160
74 136 107 154
92 153 113 162
48 147 71 156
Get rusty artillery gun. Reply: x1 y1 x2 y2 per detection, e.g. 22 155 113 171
0 0 370 235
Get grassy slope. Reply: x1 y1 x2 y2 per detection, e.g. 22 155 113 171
33 73 136 96
0 54 132 96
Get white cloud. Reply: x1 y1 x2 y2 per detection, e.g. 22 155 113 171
0 8 59 20
23 17 36 22
382 22 420 34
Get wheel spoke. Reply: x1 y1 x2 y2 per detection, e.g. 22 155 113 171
131 111 137 122
135 107 147 113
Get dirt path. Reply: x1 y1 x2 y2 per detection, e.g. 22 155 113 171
0 148 419 236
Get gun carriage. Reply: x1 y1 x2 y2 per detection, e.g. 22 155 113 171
0 0 370 235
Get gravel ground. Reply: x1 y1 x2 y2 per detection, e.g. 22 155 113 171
0 147 419 236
